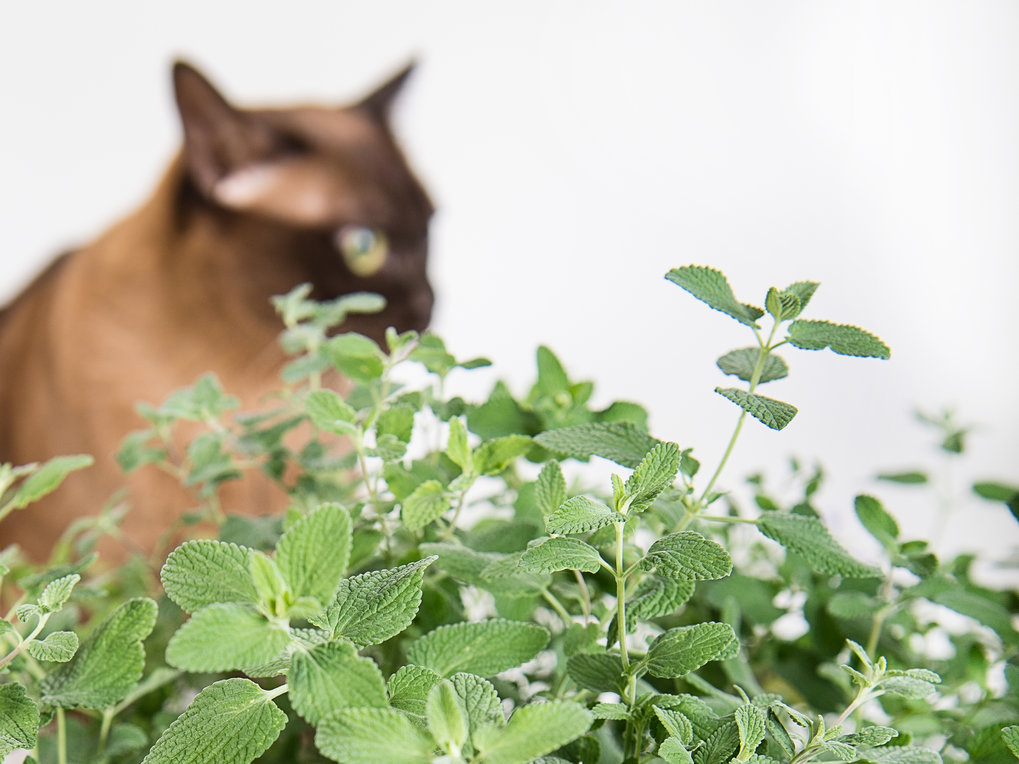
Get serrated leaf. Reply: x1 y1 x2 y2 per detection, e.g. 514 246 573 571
388 665 442 715
276 503 351 606
546 496 618 534
878 676 937 698
326 333 385 382
421 543 546 597
378 404 415 443
407 620 549 678
766 287 802 322
1002 727 1019 760
839 727 898 746
640 531 732 581
446 417 472 472
403 480 450 532
141 678 287 764
783 281 820 314
535 462 567 516
625 441 681 512
534 422 662 469
161 540 259 614
854 745 943 764
757 514 880 578
473 701 592 764
310 557 434 647
654 707 693 744
646 622 739 678
289 640 387 725
629 575 695 621
695 719 740 764
788 320 890 359
0 683 39 758
855 495 900 548
41 598 157 709
427 680 469 752
316 707 434 763
450 673 505 734
165 604 291 672
305 390 357 434
592 702 630 720
566 653 625 693
716 348 789 384
660 737 694 764
249 552 288 610
39 574 80 613
824 741 858 761
735 704 766 760
9 455 93 510
715 388 797 431
26 631 78 662
518 537 602 574
665 265 763 327
476 435 532 475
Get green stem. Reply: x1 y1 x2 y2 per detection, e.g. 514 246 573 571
97 708 114 761
573 569 592 621
614 522 630 671
57 708 68 764
541 590 574 628
265 683 289 701
865 571 896 658
698 514 759 526
0 613 49 671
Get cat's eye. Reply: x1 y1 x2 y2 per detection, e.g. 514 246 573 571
336 226 388 277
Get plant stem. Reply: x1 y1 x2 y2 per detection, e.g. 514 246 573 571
541 590 574 628
614 521 630 671
97 708 114 760
57 708 68 764
573 569 592 621
0 613 49 671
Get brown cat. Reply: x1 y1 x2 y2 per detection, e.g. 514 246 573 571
0 61 434 562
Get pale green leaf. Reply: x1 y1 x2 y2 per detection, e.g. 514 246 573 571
854 745 943 764
1002 726 1019 760
783 281 820 314
566 653 625 694
165 604 291 673
421 543 546 597
592 702 630 720
715 388 797 431
476 435 532 475
788 320 890 359
10 455 93 510
716 348 789 384
316 707 434 763
446 417 473 472
766 287 801 321
878 676 938 698
824 741 859 761
629 575 695 621
305 390 357 435
640 531 732 581
161 540 259 614
654 707 693 744
828 592 878 620
665 265 763 327
248 552 288 609
757 514 880 577
403 480 450 532
855 495 899 548
646 622 740 678
473 701 592 764
26 631 78 663
535 461 566 516
546 496 618 534
0 683 39 758
625 441 680 512
407 619 549 678
450 673 504 733
735 704 766 760
378 404 415 443
289 640 387 725
388 665 442 715
141 678 287 764
39 574 80 613
695 720 740 764
518 537 602 574
534 422 662 469
839 727 898 746
326 333 385 382
659 737 694 764
426 680 469 752
877 471 928 485
276 503 351 605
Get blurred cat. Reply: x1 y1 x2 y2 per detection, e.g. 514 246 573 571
0 61 434 561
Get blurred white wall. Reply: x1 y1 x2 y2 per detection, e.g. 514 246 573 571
1 1 1017 567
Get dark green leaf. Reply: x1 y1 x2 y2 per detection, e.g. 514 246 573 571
640 531 732 581
787 320 890 359
546 496 618 534
665 266 763 327
715 388 797 431
757 514 880 578
716 348 789 384
854 495 899 548
535 422 662 469
646 622 739 678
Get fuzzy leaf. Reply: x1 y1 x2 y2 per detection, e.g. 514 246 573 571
305 390 357 434
839 727 899 746
446 417 473 472
450 673 505 734
310 557 434 647
766 287 802 321
472 701 592 764
0 683 39 758
316 707 434 763
407 619 549 678
567 653 625 694
646 622 739 678
757 514 880 578
854 495 899 548
735 704 766 760
824 741 859 761
660 737 695 764
546 496 618 534
535 462 567 516
783 281 820 313
518 537 602 574
1002 727 1019 760
39 574 80 613
326 333 385 382
8 455 94 510
140 678 287 764
535 422 662 469
715 388 797 431
854 746 943 764
629 575 695 621
276 503 351 605
476 436 532 475
665 265 763 327
165 604 291 673
654 707 693 744
788 320 890 359
289 641 387 725
640 531 732 581
26 631 78 663
388 665 442 715
402 480 450 532
161 540 259 614
716 348 789 384
625 441 681 512
426 680 469 752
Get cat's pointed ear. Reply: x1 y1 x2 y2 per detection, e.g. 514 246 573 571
355 60 416 121
173 60 279 197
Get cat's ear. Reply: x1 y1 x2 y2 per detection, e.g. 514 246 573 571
355 60 416 121
173 61 280 197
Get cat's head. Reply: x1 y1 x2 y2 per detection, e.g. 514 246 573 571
172 60 434 335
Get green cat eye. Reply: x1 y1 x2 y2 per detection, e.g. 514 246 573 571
337 226 388 277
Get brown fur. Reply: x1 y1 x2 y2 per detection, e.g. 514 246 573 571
0 62 434 562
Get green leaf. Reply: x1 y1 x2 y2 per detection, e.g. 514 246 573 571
310 557 435 647
629 575 695 621
426 680 469 752
161 540 260 614
41 598 158 709
853 745 942 764
766 287 801 322
535 422 662 469
289 641 388 725
854 495 899 548
640 531 732 581
782 281 820 314
388 665 442 715
566 653 625 694
158 374 240 421
716 348 789 384
26 631 78 663
9 455 93 510
518 537 603 574
839 727 899 746
473 701 592 764
421 543 546 597
39 573 80 613
249 552 288 610
787 320 890 359
625 441 680 512
757 514 880 578
655 706 693 745
660 737 695 764
0 683 39 758
715 388 797 431
446 417 473 472
735 704 766 760
665 265 764 327
592 702 630 720
450 673 505 735
546 496 618 534
827 592 878 620
645 622 740 678
824 741 859 761
476 435 532 475
407 619 549 678
276 503 351 606
535 462 567 516
326 333 385 382
305 390 357 435
973 481 1019 502
165 604 291 672
877 471 928 485
316 707 434 763
140 678 287 764
378 404 415 443
1002 727 1019 760
402 480 451 532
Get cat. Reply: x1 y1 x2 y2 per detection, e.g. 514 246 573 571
0 60 434 562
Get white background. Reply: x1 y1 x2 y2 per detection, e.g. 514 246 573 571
1 2 1016 571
